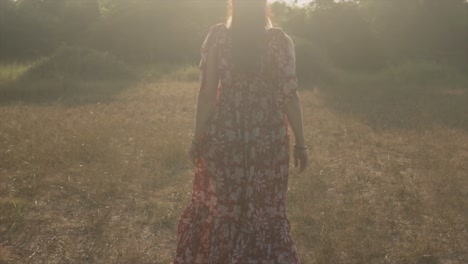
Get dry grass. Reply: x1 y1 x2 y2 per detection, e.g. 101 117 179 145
291 88 467 263
0 81 466 263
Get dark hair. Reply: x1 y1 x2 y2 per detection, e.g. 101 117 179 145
227 0 272 74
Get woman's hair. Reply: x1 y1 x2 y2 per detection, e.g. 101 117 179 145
227 0 272 74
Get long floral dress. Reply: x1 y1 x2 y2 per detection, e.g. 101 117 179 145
174 23 300 264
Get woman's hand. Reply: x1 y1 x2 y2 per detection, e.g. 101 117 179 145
294 147 309 173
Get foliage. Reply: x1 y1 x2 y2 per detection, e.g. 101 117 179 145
21 46 135 82
0 0 100 60
0 0 467 86
86 0 225 64
330 61 467 89
293 36 335 85
0 46 135 104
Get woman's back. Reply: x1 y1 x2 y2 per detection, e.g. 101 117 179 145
201 23 298 148
174 22 302 263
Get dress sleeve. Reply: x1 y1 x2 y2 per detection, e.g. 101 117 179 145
198 24 221 92
274 32 298 108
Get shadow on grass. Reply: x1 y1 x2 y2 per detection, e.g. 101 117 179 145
320 85 468 131
0 79 137 105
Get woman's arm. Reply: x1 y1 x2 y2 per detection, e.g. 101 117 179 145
284 91 305 146
189 47 218 164
193 45 218 144
193 46 219 144
283 91 309 173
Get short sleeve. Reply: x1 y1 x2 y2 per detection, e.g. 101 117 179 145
273 31 298 108
199 25 219 71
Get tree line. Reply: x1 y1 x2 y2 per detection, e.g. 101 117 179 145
1 0 467 84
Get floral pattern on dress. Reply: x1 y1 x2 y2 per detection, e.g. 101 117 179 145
174 23 300 264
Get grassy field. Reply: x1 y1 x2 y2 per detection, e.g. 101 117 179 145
0 76 467 263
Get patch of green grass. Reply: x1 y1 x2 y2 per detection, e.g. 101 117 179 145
321 81 468 131
11 199 29 220
0 47 138 104
141 64 199 82
0 79 135 105
22 46 135 82
0 62 37 82
167 65 199 82
328 61 468 89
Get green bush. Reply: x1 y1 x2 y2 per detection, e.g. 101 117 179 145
330 61 467 89
294 37 335 86
0 46 137 104
21 46 135 82
384 61 464 87
166 65 199 82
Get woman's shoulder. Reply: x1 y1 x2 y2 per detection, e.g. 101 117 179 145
202 23 227 47
203 23 228 43
268 26 285 35
208 23 228 34
268 27 293 44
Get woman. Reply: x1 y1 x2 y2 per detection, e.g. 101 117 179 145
174 0 308 263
